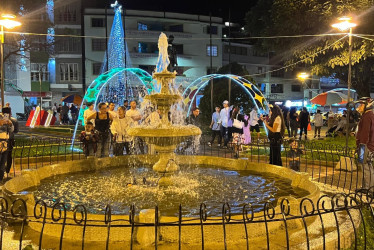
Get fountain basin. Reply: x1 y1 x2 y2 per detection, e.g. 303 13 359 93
3 155 320 246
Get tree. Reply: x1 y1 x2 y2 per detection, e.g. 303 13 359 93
2 0 53 64
198 62 256 124
245 0 374 97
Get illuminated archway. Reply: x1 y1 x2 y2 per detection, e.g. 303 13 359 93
72 67 153 145
182 74 269 116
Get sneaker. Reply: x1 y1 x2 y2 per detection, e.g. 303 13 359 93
222 146 228 149
217 144 221 147
314 135 316 138
207 142 212 147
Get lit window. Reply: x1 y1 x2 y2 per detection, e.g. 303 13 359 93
207 45 218 57
138 22 148 31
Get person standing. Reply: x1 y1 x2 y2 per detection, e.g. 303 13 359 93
230 106 248 158
111 106 133 156
79 122 98 157
249 107 260 142
61 103 69 125
70 104 78 124
313 110 323 138
186 107 201 154
2 107 18 175
298 107 310 140
83 102 96 125
262 105 285 166
219 100 231 149
52 103 57 117
126 100 144 154
208 107 221 147
288 107 299 138
282 107 290 137
57 104 62 124
0 114 13 182
356 98 374 188
108 102 118 119
86 103 114 158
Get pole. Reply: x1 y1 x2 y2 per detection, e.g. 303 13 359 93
105 0 109 72
228 8 231 104
80 1 86 94
1 25 5 107
209 11 213 112
346 27 353 155
39 67 42 126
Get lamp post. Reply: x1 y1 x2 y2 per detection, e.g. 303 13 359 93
332 16 357 154
297 72 309 107
0 14 21 107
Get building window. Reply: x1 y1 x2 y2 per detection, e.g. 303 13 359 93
271 68 284 77
169 24 183 32
92 39 106 51
92 18 105 27
138 22 148 31
252 49 267 57
92 63 102 75
138 42 148 53
207 26 218 35
207 45 218 57
30 63 49 82
56 37 80 52
224 45 247 56
58 5 77 23
59 63 78 82
291 85 301 92
271 84 283 93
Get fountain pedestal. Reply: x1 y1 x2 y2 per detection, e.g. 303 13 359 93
128 33 201 185
128 70 201 185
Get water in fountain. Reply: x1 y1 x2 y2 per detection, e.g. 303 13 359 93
30 165 309 216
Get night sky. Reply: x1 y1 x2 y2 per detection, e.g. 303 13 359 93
89 0 258 24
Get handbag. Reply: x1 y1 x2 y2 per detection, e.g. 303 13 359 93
233 114 243 129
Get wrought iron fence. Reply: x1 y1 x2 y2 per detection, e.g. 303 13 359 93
0 187 373 249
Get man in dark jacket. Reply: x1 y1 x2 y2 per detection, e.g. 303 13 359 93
298 107 310 140
2 107 19 175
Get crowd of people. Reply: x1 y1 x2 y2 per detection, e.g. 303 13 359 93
79 100 148 157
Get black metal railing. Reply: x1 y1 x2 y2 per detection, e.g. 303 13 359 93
0 187 373 249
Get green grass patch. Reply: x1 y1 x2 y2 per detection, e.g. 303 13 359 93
348 206 374 249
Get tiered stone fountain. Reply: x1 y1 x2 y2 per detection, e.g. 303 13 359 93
127 33 201 185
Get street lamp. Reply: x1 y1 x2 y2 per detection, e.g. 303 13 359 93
297 72 309 107
332 16 356 154
0 14 21 107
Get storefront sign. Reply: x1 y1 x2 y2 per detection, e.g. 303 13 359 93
22 91 52 98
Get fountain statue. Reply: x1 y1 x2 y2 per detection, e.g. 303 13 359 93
127 33 201 185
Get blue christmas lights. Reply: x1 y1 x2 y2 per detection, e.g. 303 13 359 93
46 0 55 83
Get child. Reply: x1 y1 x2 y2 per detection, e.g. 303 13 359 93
79 122 98 157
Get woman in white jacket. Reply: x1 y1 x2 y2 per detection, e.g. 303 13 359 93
110 106 133 156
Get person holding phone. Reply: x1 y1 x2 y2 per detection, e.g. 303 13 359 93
261 105 285 166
